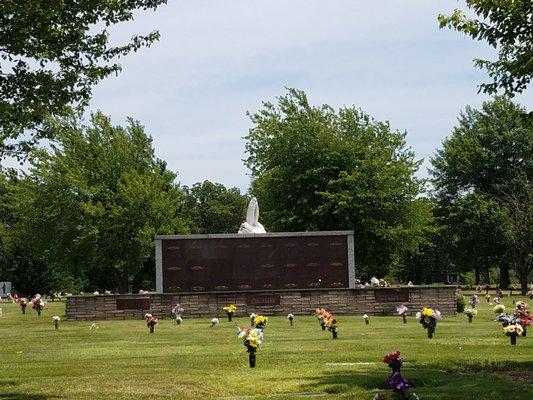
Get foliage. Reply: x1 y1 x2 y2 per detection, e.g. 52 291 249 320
0 0 167 157
438 0 533 96
431 97 533 292
3 112 187 293
244 89 428 278
183 180 247 234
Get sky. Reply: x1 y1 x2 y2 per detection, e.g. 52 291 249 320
88 0 532 192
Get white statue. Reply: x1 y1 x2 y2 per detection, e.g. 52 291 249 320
238 197 266 234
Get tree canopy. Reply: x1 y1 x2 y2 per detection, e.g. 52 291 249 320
438 0 533 96
3 112 187 293
245 88 429 278
0 0 167 157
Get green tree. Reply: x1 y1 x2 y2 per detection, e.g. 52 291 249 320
432 97 533 292
0 0 167 157
438 0 533 96
183 181 248 234
9 112 187 293
244 88 428 278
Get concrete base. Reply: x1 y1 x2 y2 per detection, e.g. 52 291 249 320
66 286 457 320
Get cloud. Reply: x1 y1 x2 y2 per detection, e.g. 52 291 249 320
89 0 533 191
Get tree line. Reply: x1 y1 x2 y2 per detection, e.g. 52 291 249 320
0 1 531 293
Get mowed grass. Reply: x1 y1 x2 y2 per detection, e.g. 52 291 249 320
1 294 532 400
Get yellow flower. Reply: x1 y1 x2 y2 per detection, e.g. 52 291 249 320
223 305 237 313
246 330 262 348
422 308 435 317
253 315 268 325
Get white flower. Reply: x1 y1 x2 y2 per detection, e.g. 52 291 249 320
52 316 60 321
250 313 257 319
363 314 369 319
89 323 98 330
211 317 219 325
93 291 99 295
370 277 380 286
434 309 442 319
144 313 152 319
176 316 183 324
287 313 294 319
415 312 422 319
397 305 408 315
104 290 111 294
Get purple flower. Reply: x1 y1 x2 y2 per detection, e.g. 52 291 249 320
387 372 413 393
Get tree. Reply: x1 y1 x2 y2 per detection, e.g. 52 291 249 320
438 0 533 96
8 112 187 293
0 0 167 158
244 88 428 278
431 97 533 292
183 181 248 234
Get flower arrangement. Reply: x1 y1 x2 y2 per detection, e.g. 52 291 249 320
469 295 478 308
253 315 268 330
375 351 419 400
503 324 524 345
172 303 184 325
324 315 338 339
223 304 237 322
464 307 477 323
19 298 28 314
175 316 183 325
416 307 440 338
370 277 380 287
493 304 506 314
287 313 294 326
238 327 263 368
52 315 61 329
363 314 369 325
144 313 158 333
485 293 491 303
210 317 219 327
382 351 403 373
32 295 44 316
249 313 257 325
515 301 531 337
455 289 465 312
397 305 408 324
315 308 329 330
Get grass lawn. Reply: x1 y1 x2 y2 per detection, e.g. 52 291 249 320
0 293 532 400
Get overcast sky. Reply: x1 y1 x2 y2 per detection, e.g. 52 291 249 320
88 0 532 192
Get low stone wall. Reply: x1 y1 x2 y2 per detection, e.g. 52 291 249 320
66 286 457 320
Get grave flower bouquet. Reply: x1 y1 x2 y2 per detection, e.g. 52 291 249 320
144 313 158 333
493 304 506 314
416 307 440 338
253 315 268 330
397 305 408 324
469 295 478 308
464 307 477 323
19 298 28 314
287 313 294 326
238 327 263 368
382 351 403 373
315 308 329 330
223 304 237 322
32 296 44 316
52 315 60 329
515 301 530 336
503 324 524 345
324 315 338 339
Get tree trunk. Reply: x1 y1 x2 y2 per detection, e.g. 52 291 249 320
499 265 511 289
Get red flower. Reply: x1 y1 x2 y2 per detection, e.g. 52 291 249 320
383 351 401 364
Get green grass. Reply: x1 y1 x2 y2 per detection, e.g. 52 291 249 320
0 294 532 400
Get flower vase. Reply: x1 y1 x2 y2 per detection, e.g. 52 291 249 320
37 310 41 316
391 366 401 374
21 308 26 315
321 322 326 331
427 328 434 339
149 325 154 334
228 313 233 322
468 315 473 323
402 315 407 324
289 318 293 326
522 327 526 337
510 333 517 345
248 349 256 368
332 331 338 339
365 319 369 325
54 321 59 330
